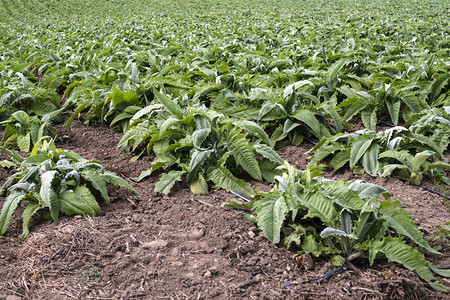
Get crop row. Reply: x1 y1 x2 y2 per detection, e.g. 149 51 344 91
1 0 449 291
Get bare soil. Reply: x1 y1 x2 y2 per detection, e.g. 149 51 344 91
0 121 449 299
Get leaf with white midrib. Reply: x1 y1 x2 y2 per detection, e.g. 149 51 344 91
379 201 440 254
82 169 110 204
350 135 373 169
361 143 380 176
320 181 365 211
253 193 288 243
0 192 26 235
40 170 59 223
291 109 321 138
155 170 184 195
187 149 213 185
207 166 254 198
367 237 447 291
227 132 262 181
254 144 283 164
153 89 184 119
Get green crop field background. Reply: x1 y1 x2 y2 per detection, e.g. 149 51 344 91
1 0 450 294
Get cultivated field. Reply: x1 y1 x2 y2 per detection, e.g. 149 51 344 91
1 0 449 298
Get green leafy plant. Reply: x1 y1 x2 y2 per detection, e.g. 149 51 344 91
0 70 61 122
310 118 450 185
381 150 450 185
428 222 450 251
119 89 283 196
236 163 449 291
221 84 345 147
0 110 54 152
0 138 139 239
310 128 403 176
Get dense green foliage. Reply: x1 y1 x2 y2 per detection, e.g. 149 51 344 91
237 163 448 291
1 0 449 290
0 138 138 239
310 107 450 184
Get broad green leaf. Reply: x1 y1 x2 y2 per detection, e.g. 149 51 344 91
340 208 353 235
429 74 450 104
361 107 377 131
207 166 254 198
253 193 288 243
30 121 41 145
187 149 213 185
21 203 42 240
361 143 380 176
379 200 440 254
329 149 350 171
132 169 153 182
0 192 26 235
366 237 447 291
40 170 59 223
11 110 29 124
283 119 301 135
60 190 96 216
348 181 390 201
386 100 401 125
295 188 337 226
428 161 450 170
129 104 161 125
190 174 209 195
381 164 409 178
259 159 283 183
342 97 370 121
155 170 185 195
82 169 110 203
227 132 262 181
379 150 413 166
400 94 422 113
331 255 346 267
192 128 211 149
101 171 139 195
301 234 334 257
0 145 23 163
291 109 321 138
73 185 100 213
254 144 283 164
328 59 347 83
320 181 365 211
320 227 356 239
240 120 271 146
350 135 373 168
283 80 314 98
321 104 343 133
17 132 31 152
160 116 180 136
411 150 434 174
310 144 340 165
429 264 450 278
153 89 184 119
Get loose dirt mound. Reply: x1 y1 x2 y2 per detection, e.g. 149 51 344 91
1 121 449 299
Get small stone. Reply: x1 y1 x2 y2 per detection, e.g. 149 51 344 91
254 274 263 282
247 231 255 238
143 240 169 249
204 271 212 278
188 229 204 240
274 268 284 274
